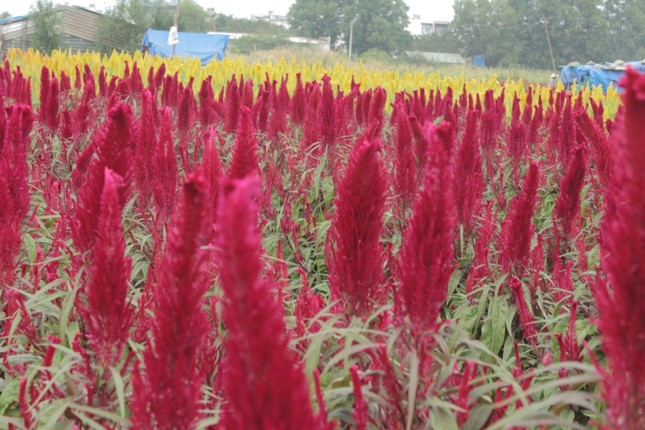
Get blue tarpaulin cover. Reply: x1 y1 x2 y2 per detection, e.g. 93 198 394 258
560 61 645 93
141 29 229 65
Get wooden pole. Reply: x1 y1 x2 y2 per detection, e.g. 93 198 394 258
348 19 354 60
172 0 180 56
542 17 557 74
174 0 181 26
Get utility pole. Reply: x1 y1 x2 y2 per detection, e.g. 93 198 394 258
542 16 557 75
174 0 181 26
348 19 355 60
172 0 181 56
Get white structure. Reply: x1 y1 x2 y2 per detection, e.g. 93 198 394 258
421 21 449 35
209 32 330 50
251 13 289 29
406 51 465 64
408 14 423 36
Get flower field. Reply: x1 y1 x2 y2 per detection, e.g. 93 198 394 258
0 48 643 429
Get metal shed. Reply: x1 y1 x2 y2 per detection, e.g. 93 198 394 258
0 6 102 56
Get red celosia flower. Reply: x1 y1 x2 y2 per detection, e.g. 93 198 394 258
509 277 538 347
393 104 417 212
593 67 645 429
350 365 368 430
368 87 387 133
558 94 576 167
551 258 574 305
71 103 134 255
177 85 195 132
84 168 133 367
44 75 60 132
507 95 527 171
500 162 540 275
133 89 157 207
326 137 388 317
216 176 325 429
465 204 495 299
396 120 455 335
556 301 581 363
224 77 240 133
456 361 476 426
151 108 179 223
228 106 260 180
554 144 587 241
319 74 336 148
0 105 33 287
72 79 95 138
241 78 254 110
291 73 306 125
574 108 613 187
453 109 484 237
200 128 222 224
93 103 134 193
555 300 582 387
302 83 321 150
131 172 210 429
198 76 215 126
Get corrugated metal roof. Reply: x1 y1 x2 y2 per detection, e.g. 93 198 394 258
0 6 103 54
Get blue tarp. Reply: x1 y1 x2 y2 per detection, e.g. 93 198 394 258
141 30 229 65
560 62 645 93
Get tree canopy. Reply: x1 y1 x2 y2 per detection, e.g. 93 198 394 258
288 0 410 56
213 14 292 36
448 0 645 68
30 0 63 54
97 0 212 53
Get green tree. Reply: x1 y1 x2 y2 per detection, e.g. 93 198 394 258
97 0 211 53
539 0 607 65
288 0 347 47
288 0 410 55
176 0 212 33
452 0 520 67
0 11 11 19
410 32 460 54
604 0 645 60
345 0 411 56
453 0 616 68
213 14 292 36
30 0 63 54
96 0 149 53
484 0 522 67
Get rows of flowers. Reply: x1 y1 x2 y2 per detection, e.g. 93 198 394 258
0 49 643 429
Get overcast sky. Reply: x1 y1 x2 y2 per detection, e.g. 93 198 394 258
1 0 455 21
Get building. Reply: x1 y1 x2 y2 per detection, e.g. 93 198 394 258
408 12 452 37
0 5 103 56
421 21 450 35
251 13 289 29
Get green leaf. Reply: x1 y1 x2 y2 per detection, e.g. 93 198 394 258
0 379 20 416
406 350 419 430
447 269 463 299
428 405 459 430
110 367 126 418
483 295 509 357
464 404 493 430
59 287 79 345
23 233 37 265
